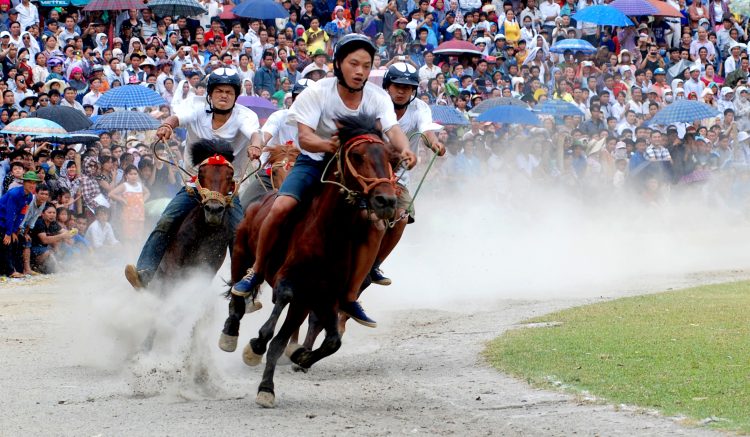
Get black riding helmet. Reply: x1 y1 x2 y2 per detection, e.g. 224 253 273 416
383 62 419 109
333 34 377 92
206 67 242 115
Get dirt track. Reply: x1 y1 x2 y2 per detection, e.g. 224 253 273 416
2 266 744 436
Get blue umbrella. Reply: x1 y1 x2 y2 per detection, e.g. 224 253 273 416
572 5 634 26
649 100 720 125
610 0 658 16
92 111 160 131
430 105 469 126
476 106 541 125
0 118 67 136
97 85 167 108
535 100 585 117
550 39 597 55
233 0 289 19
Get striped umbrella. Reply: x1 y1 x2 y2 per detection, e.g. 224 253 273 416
535 100 585 117
97 85 167 108
550 39 597 55
609 0 658 15
92 111 160 131
469 97 527 115
0 118 67 136
147 0 206 17
429 105 469 126
572 5 634 26
83 0 145 10
476 106 541 125
650 100 720 125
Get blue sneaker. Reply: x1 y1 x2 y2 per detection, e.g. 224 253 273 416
370 266 392 286
340 301 377 328
232 268 263 297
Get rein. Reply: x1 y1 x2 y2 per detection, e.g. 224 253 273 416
151 139 260 207
386 132 439 228
320 134 398 203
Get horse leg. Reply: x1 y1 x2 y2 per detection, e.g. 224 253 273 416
302 312 324 350
218 219 257 352
256 301 308 408
218 294 246 352
286 305 341 371
243 280 293 366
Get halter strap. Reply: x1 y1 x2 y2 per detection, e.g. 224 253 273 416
341 134 397 195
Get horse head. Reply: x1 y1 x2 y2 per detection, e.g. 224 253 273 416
266 142 300 190
335 114 399 220
190 139 237 227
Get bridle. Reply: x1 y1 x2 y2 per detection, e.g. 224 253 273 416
321 134 398 203
188 154 238 207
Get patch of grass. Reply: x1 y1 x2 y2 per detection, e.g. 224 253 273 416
485 281 750 433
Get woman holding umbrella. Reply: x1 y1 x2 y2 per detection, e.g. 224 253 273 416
124 68 263 290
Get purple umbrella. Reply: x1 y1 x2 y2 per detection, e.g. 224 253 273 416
237 95 278 119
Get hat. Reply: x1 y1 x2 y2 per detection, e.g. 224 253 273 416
738 86 748 94
300 63 326 78
721 86 734 95
638 23 648 30
22 171 41 182
43 78 66 93
615 141 627 150
8 7 17 14
675 87 685 94
140 58 155 67
0 31 10 38
663 87 673 94
654 68 666 75
737 132 750 143
701 88 713 97
534 88 547 102
494 33 506 41
698 17 710 26
91 64 104 72
311 48 328 58
689 64 700 72
243 40 253 49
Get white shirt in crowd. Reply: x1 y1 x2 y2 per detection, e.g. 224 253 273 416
418 63 441 82
85 220 120 248
395 97 434 185
287 77 398 161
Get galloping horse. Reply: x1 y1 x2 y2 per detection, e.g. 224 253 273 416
239 143 300 208
219 114 399 408
152 139 237 284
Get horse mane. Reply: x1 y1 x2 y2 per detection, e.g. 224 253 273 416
335 113 383 146
189 139 235 167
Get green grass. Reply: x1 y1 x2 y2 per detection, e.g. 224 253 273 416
485 281 750 433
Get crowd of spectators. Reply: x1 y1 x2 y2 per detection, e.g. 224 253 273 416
2 0 750 279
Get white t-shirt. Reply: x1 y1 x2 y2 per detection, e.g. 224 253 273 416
395 98 434 185
287 77 399 161
260 108 297 169
175 103 260 177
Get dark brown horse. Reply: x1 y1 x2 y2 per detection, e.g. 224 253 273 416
219 114 399 407
153 139 237 284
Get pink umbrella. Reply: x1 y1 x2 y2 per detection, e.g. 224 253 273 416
433 40 483 57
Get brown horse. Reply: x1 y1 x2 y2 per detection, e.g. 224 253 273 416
219 114 399 408
239 143 300 209
153 139 237 284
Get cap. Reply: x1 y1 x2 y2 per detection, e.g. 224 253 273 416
494 33 506 41
721 86 734 95
701 88 713 97
663 87 673 94
689 64 700 72
738 86 748 94
675 87 685 94
654 68 666 75
638 23 648 29
22 171 41 182
0 31 10 38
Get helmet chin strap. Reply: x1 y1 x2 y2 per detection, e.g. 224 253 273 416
205 95 235 115
335 65 367 93
392 87 417 110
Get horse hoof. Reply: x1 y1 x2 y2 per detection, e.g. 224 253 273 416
245 299 263 314
284 342 304 359
218 333 238 352
291 364 309 373
256 391 275 408
243 343 263 366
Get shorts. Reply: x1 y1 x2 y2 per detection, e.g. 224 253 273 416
397 183 415 224
31 245 49 257
278 154 325 203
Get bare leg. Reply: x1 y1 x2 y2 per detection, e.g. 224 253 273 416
375 213 407 266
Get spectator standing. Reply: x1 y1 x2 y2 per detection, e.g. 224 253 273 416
0 171 38 278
